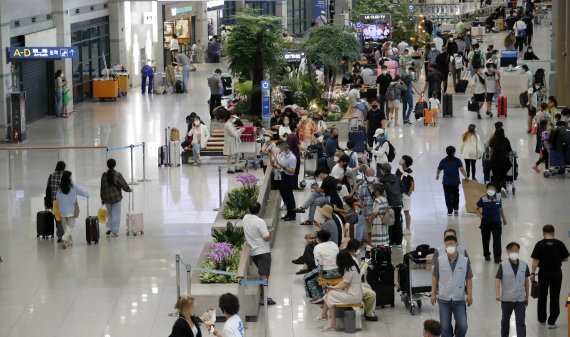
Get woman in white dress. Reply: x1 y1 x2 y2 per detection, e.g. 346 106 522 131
316 250 363 332
223 114 242 174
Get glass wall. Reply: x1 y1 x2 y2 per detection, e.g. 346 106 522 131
71 17 110 103
287 0 308 36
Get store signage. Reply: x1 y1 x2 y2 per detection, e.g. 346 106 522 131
261 80 270 118
176 6 193 14
284 51 304 62
359 14 391 21
8 47 78 59
313 0 327 18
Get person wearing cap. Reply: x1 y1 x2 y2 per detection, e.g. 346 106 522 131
436 146 468 216
432 228 470 268
259 131 278 173
476 182 508 263
371 128 390 178
431 235 473 337
316 10 328 27
402 67 420 124
379 162 405 246
271 143 297 221
530 224 569 329
208 69 223 119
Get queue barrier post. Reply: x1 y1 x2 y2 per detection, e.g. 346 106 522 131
214 165 222 211
176 254 181 300
138 142 150 182
128 144 140 186
8 150 12 190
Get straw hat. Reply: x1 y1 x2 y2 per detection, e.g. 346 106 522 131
263 130 273 137
318 204 334 219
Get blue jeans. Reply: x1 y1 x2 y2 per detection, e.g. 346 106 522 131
182 65 191 91
402 93 414 121
55 92 63 116
142 74 154 94
355 213 365 241
191 142 201 161
307 196 328 222
438 300 468 337
105 201 122 234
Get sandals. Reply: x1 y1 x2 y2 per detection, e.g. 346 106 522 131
322 325 336 332
314 315 328 322
260 298 276 305
299 220 313 226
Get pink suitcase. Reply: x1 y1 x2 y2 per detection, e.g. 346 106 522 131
126 192 144 236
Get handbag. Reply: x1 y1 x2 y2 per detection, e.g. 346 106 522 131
531 123 538 135
52 200 62 221
73 203 80 219
530 280 540 299
97 205 108 223
381 208 395 226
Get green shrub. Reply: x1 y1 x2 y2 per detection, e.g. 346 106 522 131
221 186 260 219
212 222 245 247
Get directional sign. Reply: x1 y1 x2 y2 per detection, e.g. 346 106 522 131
261 80 270 118
8 47 79 59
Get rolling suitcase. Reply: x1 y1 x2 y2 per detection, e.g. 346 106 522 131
348 126 367 153
169 140 181 166
126 192 144 236
367 265 395 307
221 76 233 96
498 96 507 117
174 80 184 93
414 97 428 120
455 79 468 93
159 128 170 167
442 93 453 117
303 152 317 177
85 200 100 245
37 211 55 239
423 108 433 126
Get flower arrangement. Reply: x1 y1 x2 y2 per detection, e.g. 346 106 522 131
222 173 260 219
199 242 242 284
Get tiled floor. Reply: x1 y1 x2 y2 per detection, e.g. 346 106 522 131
0 22 568 337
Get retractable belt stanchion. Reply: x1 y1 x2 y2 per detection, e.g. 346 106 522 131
138 142 151 182
106 143 146 186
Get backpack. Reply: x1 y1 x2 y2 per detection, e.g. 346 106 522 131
382 175 403 206
515 21 526 37
385 83 397 101
386 141 396 162
381 207 395 226
471 51 483 69
347 151 358 169
170 127 181 141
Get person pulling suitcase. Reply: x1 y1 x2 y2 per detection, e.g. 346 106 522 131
100 159 132 237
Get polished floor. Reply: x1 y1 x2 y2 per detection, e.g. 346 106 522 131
0 23 568 337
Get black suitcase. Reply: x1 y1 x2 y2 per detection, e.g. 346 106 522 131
414 101 428 120
174 80 184 93
221 76 232 96
455 80 468 93
442 93 453 117
86 216 100 244
348 129 367 153
367 265 395 307
366 88 378 102
37 211 55 239
158 128 171 167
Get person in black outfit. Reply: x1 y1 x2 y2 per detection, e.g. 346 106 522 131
365 100 386 146
530 225 570 329
169 295 202 337
286 123 302 190
505 10 517 31
523 46 540 60
376 65 393 114
488 128 512 195
379 162 405 246
522 11 534 46
422 64 444 100
435 51 450 94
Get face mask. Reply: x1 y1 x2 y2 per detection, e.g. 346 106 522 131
355 249 361 255
509 252 519 260
194 121 199 126
284 120 289 125
399 159 405 166
445 246 457 255
333 156 339 162
366 176 375 183
264 136 271 141
301 116 307 120
382 70 388 74
528 49 533 53
487 190 496 197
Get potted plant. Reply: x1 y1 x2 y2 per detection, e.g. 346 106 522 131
221 174 260 219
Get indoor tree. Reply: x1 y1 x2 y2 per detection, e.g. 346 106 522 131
224 8 285 117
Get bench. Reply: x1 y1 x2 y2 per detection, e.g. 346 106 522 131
334 303 364 333
317 277 343 287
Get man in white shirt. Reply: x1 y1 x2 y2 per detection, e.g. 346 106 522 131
316 11 328 27
434 32 444 52
398 40 409 55
243 201 276 305
513 19 527 53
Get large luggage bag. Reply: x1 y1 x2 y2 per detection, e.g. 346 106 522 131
159 128 170 167
126 192 144 236
498 96 507 117
414 96 428 120
423 108 434 126
37 211 55 239
303 152 317 178
174 80 184 93
169 141 180 166
348 127 367 153
442 93 453 117
85 198 100 244
367 265 395 307
221 76 232 96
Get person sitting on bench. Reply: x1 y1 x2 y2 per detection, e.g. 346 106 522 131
295 168 342 226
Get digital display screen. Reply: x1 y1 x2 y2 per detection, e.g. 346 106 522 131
361 23 393 42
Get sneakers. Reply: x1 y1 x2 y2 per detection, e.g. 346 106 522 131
310 297 324 304
531 165 540 173
547 324 558 330
61 240 68 249
403 228 412 235
453 210 459 215
111 233 119 237
404 120 412 125
501 187 507 197
447 212 452 216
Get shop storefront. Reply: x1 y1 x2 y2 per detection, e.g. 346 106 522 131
70 17 111 103
162 3 197 67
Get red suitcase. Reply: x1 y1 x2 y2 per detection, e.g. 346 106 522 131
498 96 507 117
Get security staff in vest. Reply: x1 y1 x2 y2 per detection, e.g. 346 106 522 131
431 235 473 337
476 182 508 263
530 224 569 329
495 242 530 337
431 228 470 265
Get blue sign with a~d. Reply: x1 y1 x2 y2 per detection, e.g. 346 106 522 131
9 47 79 59
261 80 270 118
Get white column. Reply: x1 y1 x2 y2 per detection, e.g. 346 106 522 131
52 0 74 110
0 2 12 136
276 1 287 30
109 0 127 67
194 1 208 63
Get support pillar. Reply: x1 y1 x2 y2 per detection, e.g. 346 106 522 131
565 0 570 107
0 0 13 138
276 1 287 30
194 1 208 63
553 0 566 105
52 0 74 110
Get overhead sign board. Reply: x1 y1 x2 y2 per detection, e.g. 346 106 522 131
8 47 78 59
359 14 391 22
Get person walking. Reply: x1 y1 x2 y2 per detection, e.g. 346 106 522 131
100 159 132 237
141 65 154 95
431 235 473 337
55 171 89 249
422 64 444 100
396 155 414 235
402 67 419 124
168 295 202 337
271 143 297 221
174 51 192 93
243 201 276 305
46 161 66 242
484 64 499 117
460 124 483 180
471 66 487 119
54 69 64 117
513 18 527 52
365 101 386 146
530 224 570 329
223 114 243 174
208 69 223 119
495 242 530 337
488 128 512 196
476 182 508 263
376 65 393 115
436 146 468 216
187 116 210 166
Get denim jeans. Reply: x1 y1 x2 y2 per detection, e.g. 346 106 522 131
402 93 414 122
438 300 468 337
501 301 526 337
355 213 365 242
55 92 63 117
182 65 191 91
191 142 201 161
307 196 328 222
106 201 122 234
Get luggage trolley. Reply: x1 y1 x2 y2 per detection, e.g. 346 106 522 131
543 150 569 178
397 256 433 315
303 150 318 178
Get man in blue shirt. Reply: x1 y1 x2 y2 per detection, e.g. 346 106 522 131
401 67 420 125
325 128 341 158
436 146 468 216
476 182 508 263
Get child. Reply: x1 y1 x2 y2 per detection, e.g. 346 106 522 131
396 155 414 235
62 80 70 118
428 92 440 125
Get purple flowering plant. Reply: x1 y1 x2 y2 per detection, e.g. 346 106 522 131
235 173 259 188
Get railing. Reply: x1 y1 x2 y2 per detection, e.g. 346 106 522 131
106 142 151 184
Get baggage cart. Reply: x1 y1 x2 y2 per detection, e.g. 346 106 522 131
397 256 432 315
303 151 317 178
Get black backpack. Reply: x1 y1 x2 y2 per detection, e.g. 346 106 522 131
472 51 483 69
386 141 396 162
367 246 391 267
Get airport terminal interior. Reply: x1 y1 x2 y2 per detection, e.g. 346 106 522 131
0 0 569 336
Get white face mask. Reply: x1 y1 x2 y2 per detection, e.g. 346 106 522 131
301 116 307 120
333 156 339 162
366 176 375 183
382 70 388 74
508 252 519 260
284 120 289 125
445 246 457 255
487 190 496 197
264 136 271 141
399 159 405 166
355 249 361 255
194 121 200 126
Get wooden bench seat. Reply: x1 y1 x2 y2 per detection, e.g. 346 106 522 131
334 303 364 308
318 277 343 287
